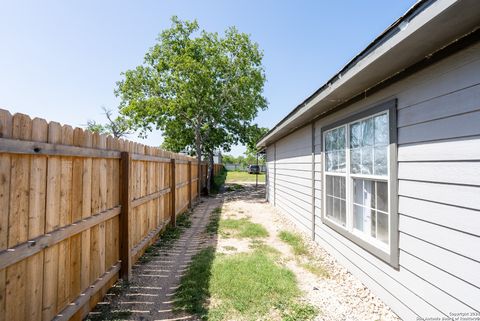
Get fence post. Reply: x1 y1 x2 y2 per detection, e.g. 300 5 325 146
120 151 132 281
187 161 192 208
170 158 176 226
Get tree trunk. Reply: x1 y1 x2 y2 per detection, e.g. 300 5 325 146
207 152 214 194
194 126 203 196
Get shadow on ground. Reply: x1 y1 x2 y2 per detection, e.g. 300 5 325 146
86 195 223 321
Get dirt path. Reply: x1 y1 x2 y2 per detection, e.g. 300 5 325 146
88 197 222 321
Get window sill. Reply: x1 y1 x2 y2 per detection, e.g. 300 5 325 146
321 213 399 269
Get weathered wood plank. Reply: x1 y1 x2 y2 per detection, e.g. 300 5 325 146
43 121 62 321
130 153 171 163
57 125 73 313
119 152 131 281
69 128 83 306
25 118 47 321
0 109 13 321
0 137 121 158
6 113 32 321
79 130 92 319
130 219 170 259
170 159 176 226
188 161 192 208
89 133 101 286
131 187 171 209
51 262 120 321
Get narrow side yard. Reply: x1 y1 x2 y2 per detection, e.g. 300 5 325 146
89 184 399 321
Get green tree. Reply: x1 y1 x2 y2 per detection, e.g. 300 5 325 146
115 17 267 191
244 125 268 164
222 154 237 164
86 107 131 138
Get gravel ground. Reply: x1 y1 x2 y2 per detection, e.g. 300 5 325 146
221 183 401 321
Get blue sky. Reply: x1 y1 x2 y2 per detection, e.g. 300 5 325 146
0 0 416 156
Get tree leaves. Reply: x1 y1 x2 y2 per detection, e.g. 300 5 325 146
115 16 267 161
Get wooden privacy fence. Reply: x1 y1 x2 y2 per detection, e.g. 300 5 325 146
0 109 216 321
212 163 223 176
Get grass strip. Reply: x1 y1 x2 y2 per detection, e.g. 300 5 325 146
219 218 269 238
278 230 308 256
175 247 315 321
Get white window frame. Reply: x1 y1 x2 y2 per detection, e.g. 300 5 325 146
321 99 399 268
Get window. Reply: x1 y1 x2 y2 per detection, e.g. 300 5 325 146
322 100 398 267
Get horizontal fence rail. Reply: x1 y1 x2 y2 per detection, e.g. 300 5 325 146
0 109 223 321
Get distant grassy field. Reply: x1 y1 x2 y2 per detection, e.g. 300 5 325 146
226 170 265 183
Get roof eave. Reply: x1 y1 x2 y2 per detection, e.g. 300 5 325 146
258 0 480 148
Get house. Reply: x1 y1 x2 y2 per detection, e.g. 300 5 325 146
257 1 480 319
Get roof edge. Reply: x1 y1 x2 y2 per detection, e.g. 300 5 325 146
257 0 436 148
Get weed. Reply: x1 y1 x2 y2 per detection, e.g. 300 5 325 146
154 211 192 248
249 240 281 257
107 280 130 295
206 207 222 235
278 231 330 279
225 183 244 192
219 218 269 238
300 262 330 278
278 230 308 256
279 302 318 321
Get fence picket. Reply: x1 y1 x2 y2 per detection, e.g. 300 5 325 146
26 117 48 321
42 121 62 321
0 109 13 321
0 109 216 321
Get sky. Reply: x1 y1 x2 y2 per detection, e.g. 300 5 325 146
0 0 416 156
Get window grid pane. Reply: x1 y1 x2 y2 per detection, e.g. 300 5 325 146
325 174 346 227
350 112 388 177
325 110 390 249
351 178 389 244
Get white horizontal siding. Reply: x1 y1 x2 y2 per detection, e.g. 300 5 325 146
398 162 480 185
398 136 480 161
399 180 480 210
397 83 480 127
268 39 480 320
398 196 480 236
271 125 313 234
398 109 480 144
400 233 480 288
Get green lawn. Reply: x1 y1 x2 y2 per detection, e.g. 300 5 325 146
174 208 318 321
226 170 265 183
219 218 269 238
174 246 317 321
